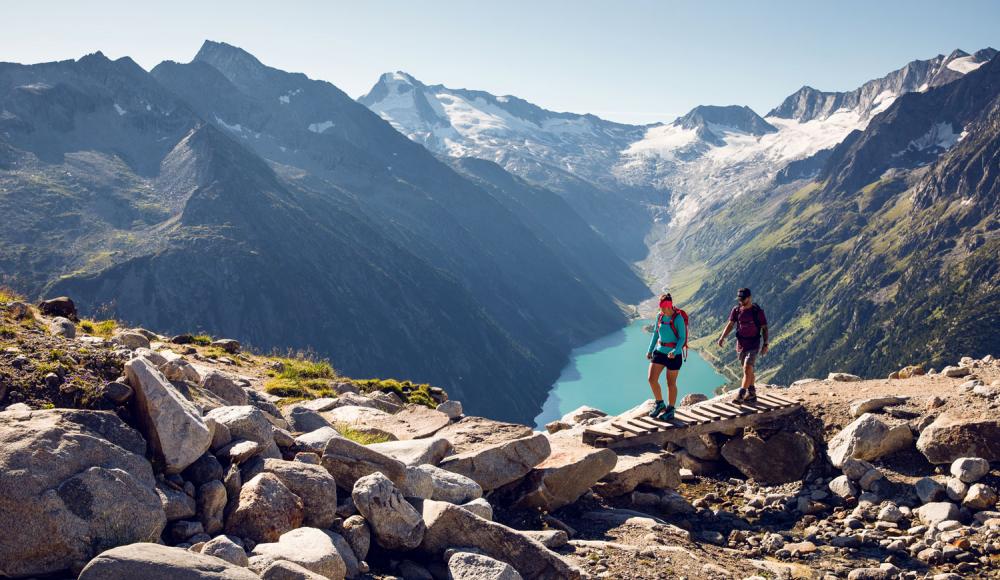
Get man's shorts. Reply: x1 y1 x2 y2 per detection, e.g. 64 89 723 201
738 349 758 368
652 350 683 370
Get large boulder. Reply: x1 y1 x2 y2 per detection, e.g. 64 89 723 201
295 427 342 454
225 473 304 543
205 405 274 448
849 396 908 418
250 527 347 580
125 357 213 474
827 413 913 468
38 296 78 320
199 370 250 406
200 535 249 567
78 543 259 580
594 445 681 498
448 551 523 580
914 502 961 526
368 437 454 466
508 434 617 511
917 412 1000 464
435 417 535 454
438 433 551 491
0 409 166 578
321 436 406 489
951 457 991 483
262 458 339 529
352 472 426 550
420 500 580 579
721 431 816 485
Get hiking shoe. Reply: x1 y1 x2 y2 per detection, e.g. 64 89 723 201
659 405 676 421
649 400 667 419
734 388 747 403
745 386 758 404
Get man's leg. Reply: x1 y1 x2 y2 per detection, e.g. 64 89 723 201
744 350 758 402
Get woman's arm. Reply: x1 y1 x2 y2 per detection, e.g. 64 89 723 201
648 319 659 354
672 316 686 356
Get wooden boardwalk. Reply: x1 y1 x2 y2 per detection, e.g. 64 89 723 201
582 391 802 449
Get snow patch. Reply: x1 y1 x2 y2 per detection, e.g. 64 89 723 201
908 122 960 152
947 56 984 74
113 103 126 116
279 88 302 105
308 120 335 134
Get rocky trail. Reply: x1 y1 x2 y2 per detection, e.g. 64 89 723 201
1 295 999 579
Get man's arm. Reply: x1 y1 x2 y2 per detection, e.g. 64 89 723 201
761 325 769 355
717 320 734 347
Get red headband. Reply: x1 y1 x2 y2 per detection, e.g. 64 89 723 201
659 299 673 309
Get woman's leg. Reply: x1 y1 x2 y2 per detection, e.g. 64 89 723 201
647 362 665 401
666 369 679 407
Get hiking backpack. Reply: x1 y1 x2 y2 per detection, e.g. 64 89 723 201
656 308 690 361
736 303 764 339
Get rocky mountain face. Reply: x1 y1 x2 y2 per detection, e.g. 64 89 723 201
0 43 648 423
689 53 1000 384
3 298 1000 579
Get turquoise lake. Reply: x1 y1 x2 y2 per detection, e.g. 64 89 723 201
533 318 728 429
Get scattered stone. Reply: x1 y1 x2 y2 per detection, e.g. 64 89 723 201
841 457 875 481
560 405 607 425
159 482 197 521
200 535 248 567
946 478 968 501
211 339 241 354
520 529 568 549
679 393 708 406
829 475 858 499
341 515 370 562
438 432 551 491
125 357 213 474
113 331 152 350
898 365 925 379
544 421 570 434
321 436 406 490
38 296 77 320
448 551 523 580
103 380 134 403
199 370 249 406
850 396 907 417
916 477 947 503
197 480 227 535
352 472 425 550
78 543 259 579
283 404 333 433
225 473 304 543
828 372 862 382
262 458 339 529
950 457 990 483
437 399 463 419
295 426 341 454
401 464 435 499
415 464 484 504
462 497 494 520
260 560 328 580
49 317 76 338
420 500 580 579
963 483 998 511
205 405 274 449
680 433 721 460
942 366 971 378
250 527 347 580
721 431 815 484
827 413 913 467
914 502 961 526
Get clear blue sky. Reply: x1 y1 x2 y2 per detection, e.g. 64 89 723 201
4 1 999 124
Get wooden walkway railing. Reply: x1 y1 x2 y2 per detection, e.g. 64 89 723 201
582 391 802 449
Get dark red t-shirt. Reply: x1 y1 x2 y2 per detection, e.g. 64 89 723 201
730 304 767 352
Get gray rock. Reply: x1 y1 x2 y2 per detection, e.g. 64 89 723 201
200 535 248 567
559 405 607 425
261 560 328 580
112 331 151 350
946 477 968 501
78 543 258 579
295 426 342 454
594 445 680 498
721 431 816 484
509 434 617 511
437 400 464 419
103 380 134 403
859 468 884 491
341 515 370 562
161 358 202 384
841 457 875 481
850 396 907 418
262 458 339 529
916 477 947 503
963 483 998 511
519 530 568 549
352 472 425 550
170 520 205 543
197 480 227 535
950 457 990 483
417 463 483 504
919 412 1000 463
420 500 580 579
211 339 241 354
205 405 274 448
679 393 708 406
827 413 913 468
448 551 523 580
368 436 454 467
363 405 452 441
942 366 971 378
283 404 334 433
125 357 213 474
321 436 406 490
159 482 197 521
184 453 225 485
0 409 166 578
199 370 249 406
250 527 347 580
829 475 858 499
401 465 435 499
461 497 494 520
49 316 76 338
828 372 862 382
225 473 304 543
435 417 535 454
438 433 551 491
680 433 721 461
914 502 961 526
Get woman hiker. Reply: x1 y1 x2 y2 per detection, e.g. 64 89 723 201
646 293 686 420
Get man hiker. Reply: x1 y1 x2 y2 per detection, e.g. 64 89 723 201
716 287 768 403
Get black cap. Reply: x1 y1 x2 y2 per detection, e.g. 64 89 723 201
738 287 752 298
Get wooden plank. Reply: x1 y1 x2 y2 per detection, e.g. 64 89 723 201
711 401 747 416
631 417 668 431
672 410 704 424
612 422 645 435
701 403 740 418
626 419 655 433
685 406 721 422
757 394 790 408
764 393 799 406
584 425 624 438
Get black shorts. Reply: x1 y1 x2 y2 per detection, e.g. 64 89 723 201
652 351 683 370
